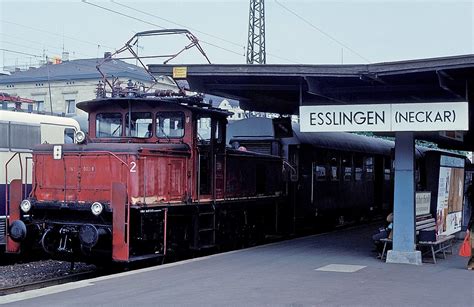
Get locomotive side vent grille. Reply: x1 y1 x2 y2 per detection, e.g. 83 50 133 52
0 218 5 243
242 143 272 155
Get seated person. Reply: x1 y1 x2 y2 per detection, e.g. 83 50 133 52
145 123 153 138
372 212 393 257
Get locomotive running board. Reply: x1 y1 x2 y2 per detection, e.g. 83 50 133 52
112 182 129 261
6 179 21 253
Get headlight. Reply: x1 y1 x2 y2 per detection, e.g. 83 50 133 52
20 199 31 213
75 130 86 143
91 202 103 216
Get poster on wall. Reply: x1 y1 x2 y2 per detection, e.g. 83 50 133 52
416 192 431 216
436 156 465 236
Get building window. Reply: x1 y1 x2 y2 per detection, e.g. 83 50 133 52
36 101 44 112
66 99 76 114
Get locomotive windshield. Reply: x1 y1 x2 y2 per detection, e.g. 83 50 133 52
125 112 153 138
156 112 184 138
95 111 185 139
96 113 123 138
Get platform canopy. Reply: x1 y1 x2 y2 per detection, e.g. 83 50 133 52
149 54 474 150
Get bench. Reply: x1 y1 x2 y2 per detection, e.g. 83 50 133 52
380 214 455 263
417 235 455 263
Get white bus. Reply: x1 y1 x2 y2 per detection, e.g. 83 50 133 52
0 110 80 247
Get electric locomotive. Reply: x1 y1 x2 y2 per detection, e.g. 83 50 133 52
5 88 285 263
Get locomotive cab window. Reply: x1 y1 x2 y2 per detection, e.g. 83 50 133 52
156 112 184 139
197 117 211 143
126 112 153 138
96 113 123 138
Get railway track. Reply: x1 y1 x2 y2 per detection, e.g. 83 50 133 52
0 270 100 296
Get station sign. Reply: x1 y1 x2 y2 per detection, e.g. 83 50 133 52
300 102 468 132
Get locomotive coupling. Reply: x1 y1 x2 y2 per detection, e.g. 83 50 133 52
9 220 27 242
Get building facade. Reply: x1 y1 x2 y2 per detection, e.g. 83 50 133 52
0 56 178 116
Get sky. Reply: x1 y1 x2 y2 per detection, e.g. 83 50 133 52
0 0 473 70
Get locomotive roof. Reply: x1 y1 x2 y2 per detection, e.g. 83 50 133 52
76 95 232 117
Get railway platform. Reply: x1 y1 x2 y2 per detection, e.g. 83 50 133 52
1 223 472 306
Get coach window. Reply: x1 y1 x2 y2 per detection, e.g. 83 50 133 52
384 158 391 181
315 154 327 181
156 112 184 138
364 157 374 180
126 112 152 138
96 113 123 138
354 156 363 181
0 122 8 149
342 155 352 181
329 155 339 181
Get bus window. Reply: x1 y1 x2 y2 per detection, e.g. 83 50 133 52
96 113 123 138
0 122 8 149
10 123 40 149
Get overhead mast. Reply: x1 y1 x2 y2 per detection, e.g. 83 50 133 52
246 0 266 64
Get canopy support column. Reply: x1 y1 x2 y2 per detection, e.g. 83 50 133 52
386 131 422 265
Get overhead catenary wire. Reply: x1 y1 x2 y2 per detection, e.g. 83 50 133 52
83 0 299 64
0 19 116 50
112 0 245 49
112 0 300 64
82 0 247 59
274 0 371 63
2 33 97 59
0 48 42 58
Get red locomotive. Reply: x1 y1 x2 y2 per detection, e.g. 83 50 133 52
5 88 285 263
